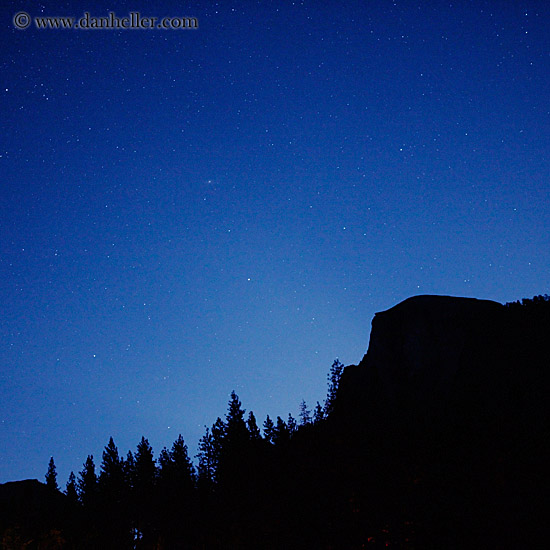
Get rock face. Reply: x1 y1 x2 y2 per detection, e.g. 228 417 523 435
337 295 508 424
365 295 504 409
334 294 550 548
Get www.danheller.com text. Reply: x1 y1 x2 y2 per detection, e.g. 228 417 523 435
13 11 199 30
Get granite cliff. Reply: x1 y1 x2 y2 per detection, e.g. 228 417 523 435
338 295 509 423
333 294 549 547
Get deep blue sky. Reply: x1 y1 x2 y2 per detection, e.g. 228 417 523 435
1 0 549 485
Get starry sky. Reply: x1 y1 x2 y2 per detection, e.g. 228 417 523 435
1 0 549 485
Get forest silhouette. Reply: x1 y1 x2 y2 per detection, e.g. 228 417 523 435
1 294 549 549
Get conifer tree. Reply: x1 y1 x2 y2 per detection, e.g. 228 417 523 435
197 420 224 489
299 399 311 425
45 456 58 491
263 415 275 443
217 392 249 489
211 417 225 467
158 447 171 472
160 434 195 488
122 450 136 489
287 413 297 435
273 416 290 445
324 358 344 416
158 436 195 500
158 435 196 546
133 437 157 541
197 426 216 489
226 390 245 426
313 401 325 424
65 471 79 504
98 435 127 533
225 391 248 448
134 437 156 493
77 455 98 507
99 437 131 547
247 411 261 440
99 437 124 493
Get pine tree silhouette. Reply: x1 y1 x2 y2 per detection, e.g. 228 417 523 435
224 391 248 448
77 455 97 508
273 416 290 445
65 471 79 504
133 437 157 544
299 399 312 425
158 435 196 547
287 413 297 435
247 411 261 440
313 401 324 423
99 437 124 496
324 358 344 416
45 456 58 491
197 426 216 490
263 415 275 443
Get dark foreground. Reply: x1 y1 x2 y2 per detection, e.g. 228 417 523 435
1 295 548 549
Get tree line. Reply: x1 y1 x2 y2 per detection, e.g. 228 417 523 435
37 295 550 548
44 360 345 548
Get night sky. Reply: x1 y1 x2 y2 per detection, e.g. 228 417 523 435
1 0 549 486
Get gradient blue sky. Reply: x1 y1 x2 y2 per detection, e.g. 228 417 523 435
1 0 549 485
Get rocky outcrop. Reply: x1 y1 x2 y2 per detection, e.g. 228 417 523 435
369 295 502 408
333 294 549 547
339 295 505 418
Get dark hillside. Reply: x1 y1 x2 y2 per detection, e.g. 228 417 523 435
334 294 550 548
2 294 549 549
